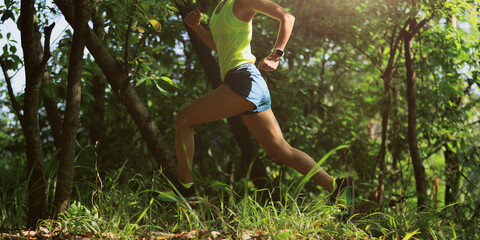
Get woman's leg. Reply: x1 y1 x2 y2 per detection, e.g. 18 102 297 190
242 109 334 192
175 84 255 184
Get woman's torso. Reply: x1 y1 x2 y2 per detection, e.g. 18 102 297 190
209 0 256 80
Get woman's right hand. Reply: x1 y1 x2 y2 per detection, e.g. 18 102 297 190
184 7 201 29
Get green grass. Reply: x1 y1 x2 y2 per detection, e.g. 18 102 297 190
7 167 471 240
0 155 27 230
1 147 479 239
44 173 358 239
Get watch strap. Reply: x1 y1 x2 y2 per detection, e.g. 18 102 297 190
273 48 284 58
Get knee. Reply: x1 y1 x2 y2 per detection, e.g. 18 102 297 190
175 109 191 128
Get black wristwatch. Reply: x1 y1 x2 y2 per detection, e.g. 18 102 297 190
272 48 284 58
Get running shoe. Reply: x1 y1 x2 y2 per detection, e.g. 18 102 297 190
330 176 355 218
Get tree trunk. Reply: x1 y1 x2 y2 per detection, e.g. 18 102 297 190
402 18 427 208
43 72 63 150
91 0 105 39
53 0 87 215
375 76 390 204
88 1 106 147
444 81 462 205
53 0 178 181
20 0 53 228
375 25 402 204
88 75 106 146
444 142 460 205
391 84 403 177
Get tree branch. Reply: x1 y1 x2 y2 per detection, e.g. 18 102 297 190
54 0 87 216
411 17 431 36
37 23 55 72
350 42 383 72
406 6 438 38
121 0 138 98
54 0 179 180
470 119 480 126
423 144 443 161
382 25 403 80
0 61 24 127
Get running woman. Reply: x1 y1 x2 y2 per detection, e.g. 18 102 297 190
158 0 353 215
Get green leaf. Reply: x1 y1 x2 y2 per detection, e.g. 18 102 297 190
468 14 477 29
135 205 149 225
153 46 165 54
1 10 14 22
135 76 148 87
9 44 16 54
171 222 178 233
402 229 420 240
148 19 162 32
130 35 138 45
145 78 152 87
155 80 170 96
168 5 178 12
140 63 151 72
160 76 180 89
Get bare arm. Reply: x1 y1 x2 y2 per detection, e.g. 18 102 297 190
249 0 295 50
184 7 217 51
237 0 295 70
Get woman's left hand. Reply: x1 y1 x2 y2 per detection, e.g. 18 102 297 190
258 54 280 71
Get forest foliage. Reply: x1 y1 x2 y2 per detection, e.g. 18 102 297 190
0 0 479 239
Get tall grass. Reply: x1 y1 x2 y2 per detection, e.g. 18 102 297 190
1 145 479 239
42 167 471 239
35 167 473 238
0 154 27 230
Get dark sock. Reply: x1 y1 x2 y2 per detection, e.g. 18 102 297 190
330 178 348 203
174 179 195 197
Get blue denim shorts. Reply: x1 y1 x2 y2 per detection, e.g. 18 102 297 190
223 63 271 115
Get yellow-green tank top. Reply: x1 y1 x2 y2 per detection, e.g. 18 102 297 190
209 0 256 80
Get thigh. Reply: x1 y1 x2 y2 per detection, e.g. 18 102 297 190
242 109 287 150
179 84 255 126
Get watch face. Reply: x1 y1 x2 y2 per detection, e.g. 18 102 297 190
275 49 284 57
